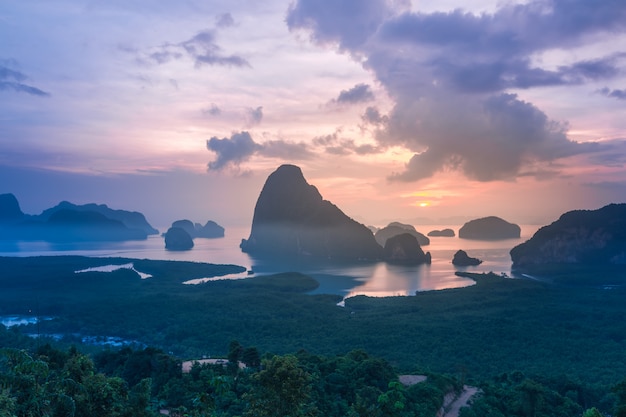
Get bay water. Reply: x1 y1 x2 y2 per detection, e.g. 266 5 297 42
0 225 540 298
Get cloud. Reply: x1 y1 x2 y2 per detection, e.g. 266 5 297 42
286 0 625 182
245 106 263 126
587 140 626 166
139 30 250 68
313 130 381 156
207 131 313 170
324 84 376 113
0 63 50 97
207 131 260 170
202 103 222 116
216 13 235 28
286 0 409 51
583 180 626 191
361 106 387 125
597 87 626 100
385 93 601 182
260 140 312 160
329 83 375 106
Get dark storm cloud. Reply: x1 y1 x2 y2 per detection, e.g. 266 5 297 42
333 83 375 105
287 0 625 182
0 64 50 97
207 131 313 170
140 30 249 68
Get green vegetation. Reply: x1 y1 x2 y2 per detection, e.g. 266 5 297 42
0 342 455 417
1 256 626 414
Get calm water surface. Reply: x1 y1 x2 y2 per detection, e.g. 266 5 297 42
0 225 540 298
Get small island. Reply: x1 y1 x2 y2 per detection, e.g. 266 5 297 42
168 219 225 239
164 227 194 251
428 228 455 237
459 216 520 240
383 233 431 265
452 249 482 266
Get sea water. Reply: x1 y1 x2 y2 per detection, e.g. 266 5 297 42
0 225 540 298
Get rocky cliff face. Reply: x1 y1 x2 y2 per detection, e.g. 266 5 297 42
240 165 383 261
459 216 520 240
510 204 626 267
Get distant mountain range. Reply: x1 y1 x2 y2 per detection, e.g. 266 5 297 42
0 193 158 242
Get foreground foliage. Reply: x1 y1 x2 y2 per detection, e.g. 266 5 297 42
1 341 625 417
0 343 455 417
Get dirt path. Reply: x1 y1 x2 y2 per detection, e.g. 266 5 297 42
440 385 479 417
398 375 478 417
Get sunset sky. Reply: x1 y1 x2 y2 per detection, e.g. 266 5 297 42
2 0 626 229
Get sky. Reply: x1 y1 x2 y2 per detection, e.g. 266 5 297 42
1 0 626 229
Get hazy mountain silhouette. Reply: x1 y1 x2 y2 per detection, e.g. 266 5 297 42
38 201 158 235
511 203 626 267
196 220 225 238
459 216 520 240
0 194 155 241
240 164 383 261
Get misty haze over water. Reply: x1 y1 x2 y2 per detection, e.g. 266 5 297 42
0 225 540 298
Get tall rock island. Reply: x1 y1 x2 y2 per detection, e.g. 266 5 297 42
240 165 383 261
383 233 431 265
511 204 626 267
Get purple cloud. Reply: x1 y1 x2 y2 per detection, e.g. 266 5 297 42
0 63 50 97
329 83 375 106
207 131 313 170
137 30 250 69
